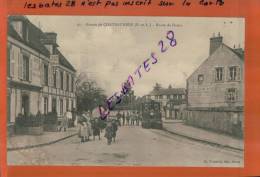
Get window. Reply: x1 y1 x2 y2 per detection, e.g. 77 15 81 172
44 97 48 114
229 66 240 81
167 95 170 99
159 95 163 99
60 71 63 90
23 55 30 81
66 74 69 91
215 67 224 81
52 98 57 113
53 70 57 88
226 88 237 102
60 99 63 115
44 64 48 86
198 74 204 84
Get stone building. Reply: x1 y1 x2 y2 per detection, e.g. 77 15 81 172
145 84 186 119
185 33 244 137
7 16 76 129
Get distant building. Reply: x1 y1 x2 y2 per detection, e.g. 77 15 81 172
185 33 244 137
7 16 76 130
145 84 186 119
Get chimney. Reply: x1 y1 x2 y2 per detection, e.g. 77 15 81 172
40 32 59 54
209 32 223 55
41 32 57 44
233 44 244 56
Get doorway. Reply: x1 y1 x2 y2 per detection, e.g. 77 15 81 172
21 94 29 116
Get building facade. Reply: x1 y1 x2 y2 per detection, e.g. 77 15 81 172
145 84 186 119
7 16 76 128
185 33 244 137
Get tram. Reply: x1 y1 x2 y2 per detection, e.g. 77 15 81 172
141 100 162 129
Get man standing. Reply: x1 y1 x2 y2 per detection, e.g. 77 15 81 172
122 112 126 126
126 112 130 126
116 111 121 126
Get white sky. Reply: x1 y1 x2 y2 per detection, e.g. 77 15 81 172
27 16 244 97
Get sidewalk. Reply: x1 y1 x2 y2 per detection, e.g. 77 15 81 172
163 121 244 150
8 127 78 151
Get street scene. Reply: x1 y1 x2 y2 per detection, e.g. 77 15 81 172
8 121 243 166
7 16 244 166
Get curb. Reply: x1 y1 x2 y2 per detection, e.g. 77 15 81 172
162 127 244 151
7 133 77 151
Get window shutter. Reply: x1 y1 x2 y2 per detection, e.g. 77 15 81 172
48 65 52 86
226 67 230 81
29 55 32 81
57 70 60 89
40 62 44 85
224 89 228 102
63 71 66 91
69 75 71 92
237 67 241 81
18 52 23 79
222 67 225 81
10 46 15 77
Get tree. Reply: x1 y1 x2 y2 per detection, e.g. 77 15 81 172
76 73 107 114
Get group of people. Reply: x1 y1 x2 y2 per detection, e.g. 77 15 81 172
77 112 119 145
116 111 141 126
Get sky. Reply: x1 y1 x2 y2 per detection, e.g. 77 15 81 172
27 16 244 97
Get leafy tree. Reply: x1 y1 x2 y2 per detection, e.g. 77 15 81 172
76 73 106 114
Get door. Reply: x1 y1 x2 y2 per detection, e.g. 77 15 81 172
21 94 29 116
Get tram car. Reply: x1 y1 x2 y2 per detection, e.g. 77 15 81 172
141 100 162 129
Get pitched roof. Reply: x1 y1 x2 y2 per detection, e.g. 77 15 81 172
8 15 76 72
8 16 50 57
148 87 186 96
55 49 76 72
223 43 244 60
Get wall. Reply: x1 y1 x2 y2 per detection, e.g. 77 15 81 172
183 110 244 138
187 45 244 108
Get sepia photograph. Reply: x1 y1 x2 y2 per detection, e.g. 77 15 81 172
7 15 244 167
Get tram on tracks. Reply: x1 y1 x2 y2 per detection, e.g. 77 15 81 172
141 100 162 129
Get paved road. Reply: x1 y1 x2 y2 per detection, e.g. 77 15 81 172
8 126 243 167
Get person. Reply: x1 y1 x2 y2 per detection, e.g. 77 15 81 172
130 111 135 126
116 111 121 126
122 112 125 126
86 119 92 141
126 112 130 126
136 111 140 126
78 120 87 143
112 119 118 142
92 118 101 140
104 120 113 145
60 112 69 132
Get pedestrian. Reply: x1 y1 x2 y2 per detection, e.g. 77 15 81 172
60 112 69 131
116 111 121 126
122 112 125 126
136 111 140 126
78 120 86 143
112 119 118 142
92 118 101 140
126 112 130 126
130 111 135 126
104 120 113 145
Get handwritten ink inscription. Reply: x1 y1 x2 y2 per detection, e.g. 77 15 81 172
23 0 224 9
98 30 177 120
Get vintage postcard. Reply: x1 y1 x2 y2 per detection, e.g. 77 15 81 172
7 15 244 167
1 1 260 177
